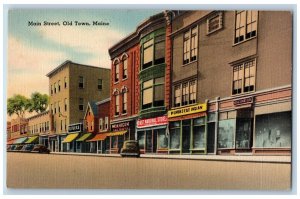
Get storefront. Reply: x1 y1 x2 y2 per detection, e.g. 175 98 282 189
39 134 49 148
168 103 207 154
76 133 93 153
137 116 168 154
48 135 58 152
62 123 83 152
86 133 107 154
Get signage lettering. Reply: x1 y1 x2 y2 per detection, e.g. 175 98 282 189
167 103 207 118
68 123 83 133
111 122 130 131
137 116 168 128
234 97 253 106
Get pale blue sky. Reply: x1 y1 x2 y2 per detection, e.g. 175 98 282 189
8 9 160 98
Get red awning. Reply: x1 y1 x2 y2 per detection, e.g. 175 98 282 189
87 133 107 142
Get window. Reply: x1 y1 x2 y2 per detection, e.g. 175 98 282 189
115 62 119 82
115 95 120 116
207 12 223 34
174 80 197 107
79 76 84 88
51 104 53 114
79 98 84 111
64 119 67 131
54 83 57 93
123 59 128 79
169 122 180 150
58 80 61 92
58 101 60 113
98 79 102 90
51 85 53 95
54 102 57 114
60 120 63 131
142 33 165 70
232 59 256 95
105 117 108 130
235 10 258 44
141 77 165 109
99 118 103 131
64 77 67 88
122 92 127 114
64 98 67 111
183 27 198 64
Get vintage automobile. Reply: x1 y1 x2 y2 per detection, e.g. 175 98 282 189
120 140 140 158
31 144 50 154
20 144 35 152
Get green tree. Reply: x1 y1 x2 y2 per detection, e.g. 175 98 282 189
7 94 30 117
28 92 49 114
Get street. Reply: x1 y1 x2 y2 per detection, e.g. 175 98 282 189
6 152 291 190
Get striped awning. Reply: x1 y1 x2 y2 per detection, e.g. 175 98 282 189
25 136 39 144
62 133 79 143
76 133 92 142
106 130 127 137
14 137 28 144
87 133 107 142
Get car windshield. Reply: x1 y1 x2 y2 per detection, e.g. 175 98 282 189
125 142 137 147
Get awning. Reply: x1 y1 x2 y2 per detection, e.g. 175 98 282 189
14 137 28 144
62 133 79 143
106 130 127 137
87 133 107 142
7 139 17 145
25 136 39 144
76 133 92 142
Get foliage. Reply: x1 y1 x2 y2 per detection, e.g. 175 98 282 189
7 94 30 117
28 92 49 114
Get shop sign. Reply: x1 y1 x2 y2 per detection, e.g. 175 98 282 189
111 122 130 131
68 123 83 133
234 97 253 106
167 103 207 118
137 116 168 128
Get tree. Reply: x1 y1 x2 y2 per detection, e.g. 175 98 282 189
7 94 30 117
28 92 49 114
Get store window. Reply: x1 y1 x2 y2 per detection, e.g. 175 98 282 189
255 111 291 148
218 111 236 149
141 33 165 70
192 117 206 149
232 59 256 95
169 122 180 150
79 76 84 88
183 26 198 64
156 129 168 149
235 109 253 149
235 10 258 44
142 77 165 109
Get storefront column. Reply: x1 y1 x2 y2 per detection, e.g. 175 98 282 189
214 97 220 155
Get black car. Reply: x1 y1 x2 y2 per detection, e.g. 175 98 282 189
20 144 35 152
120 140 140 157
14 145 24 151
31 144 50 154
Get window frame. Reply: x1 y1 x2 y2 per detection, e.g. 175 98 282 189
122 92 127 114
141 77 165 110
98 79 103 90
122 58 128 80
207 12 223 35
173 79 197 107
115 95 120 116
79 76 84 89
183 26 198 65
79 98 84 111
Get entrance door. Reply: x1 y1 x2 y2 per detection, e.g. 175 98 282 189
182 120 191 154
145 130 153 153
207 122 216 153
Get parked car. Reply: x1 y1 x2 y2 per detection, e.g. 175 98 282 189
14 145 24 151
9 145 17 151
7 145 12 151
20 144 35 152
120 140 140 157
31 144 50 154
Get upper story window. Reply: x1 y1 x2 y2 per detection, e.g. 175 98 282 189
122 92 127 114
99 118 103 131
79 76 84 88
173 79 197 107
58 80 61 92
123 58 128 79
64 98 67 111
54 83 57 93
141 33 165 70
115 61 120 83
142 77 165 109
232 59 256 95
234 10 258 44
104 117 108 130
79 98 84 111
50 85 53 95
207 12 223 34
115 95 120 116
98 79 102 90
183 27 198 64
64 77 67 88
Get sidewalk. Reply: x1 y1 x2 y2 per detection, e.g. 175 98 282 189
50 152 291 163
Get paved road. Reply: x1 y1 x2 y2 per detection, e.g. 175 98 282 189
6 152 291 190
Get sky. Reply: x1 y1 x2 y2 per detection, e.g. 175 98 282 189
7 9 160 100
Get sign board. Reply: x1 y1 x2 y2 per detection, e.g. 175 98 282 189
233 97 253 106
167 103 207 118
68 123 83 133
111 121 130 131
137 116 168 128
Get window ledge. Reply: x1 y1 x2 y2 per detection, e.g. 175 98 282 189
231 90 256 98
232 36 257 47
182 60 197 67
114 81 119 85
122 78 128 81
121 113 128 116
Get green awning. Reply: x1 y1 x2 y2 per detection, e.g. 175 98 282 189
25 136 39 144
76 133 92 142
14 137 28 144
